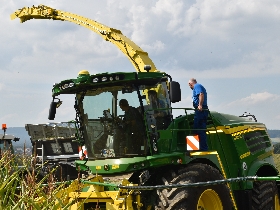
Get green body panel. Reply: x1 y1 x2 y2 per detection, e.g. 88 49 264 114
77 154 185 175
52 71 165 96
76 152 223 184
206 112 278 190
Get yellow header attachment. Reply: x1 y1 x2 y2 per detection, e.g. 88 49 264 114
11 5 158 73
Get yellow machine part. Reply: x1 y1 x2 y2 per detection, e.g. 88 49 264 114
11 5 157 73
47 175 142 210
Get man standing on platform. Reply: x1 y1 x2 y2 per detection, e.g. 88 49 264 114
188 78 208 151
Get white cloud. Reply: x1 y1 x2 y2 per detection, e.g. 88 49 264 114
0 113 19 124
142 40 165 54
0 83 4 91
35 105 75 124
226 92 279 107
208 91 280 129
153 0 184 31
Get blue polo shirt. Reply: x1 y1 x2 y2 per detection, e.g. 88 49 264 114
192 83 207 107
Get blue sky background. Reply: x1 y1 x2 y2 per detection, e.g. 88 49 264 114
1 0 280 129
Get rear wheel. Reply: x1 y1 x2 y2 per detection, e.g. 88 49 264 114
252 181 278 210
155 163 233 210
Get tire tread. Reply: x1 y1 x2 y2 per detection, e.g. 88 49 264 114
155 163 233 210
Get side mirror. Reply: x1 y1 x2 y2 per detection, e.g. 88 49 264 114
48 101 57 120
48 98 62 120
144 65 151 72
170 81 181 103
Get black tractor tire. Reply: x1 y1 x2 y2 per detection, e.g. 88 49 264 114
155 163 233 210
252 181 278 210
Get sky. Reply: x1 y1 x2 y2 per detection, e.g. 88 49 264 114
1 0 280 129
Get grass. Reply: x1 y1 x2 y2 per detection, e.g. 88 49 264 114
1 146 280 209
0 150 78 209
273 154 280 172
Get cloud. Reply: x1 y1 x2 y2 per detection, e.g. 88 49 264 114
207 91 280 129
0 83 4 91
0 113 19 124
142 40 165 54
147 0 280 76
35 105 75 124
226 92 279 107
153 0 184 31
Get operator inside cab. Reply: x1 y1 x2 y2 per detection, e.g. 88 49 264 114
118 99 145 154
147 90 171 130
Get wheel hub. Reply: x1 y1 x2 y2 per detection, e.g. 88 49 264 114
197 189 223 210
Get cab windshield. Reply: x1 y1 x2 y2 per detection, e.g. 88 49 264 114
78 82 171 159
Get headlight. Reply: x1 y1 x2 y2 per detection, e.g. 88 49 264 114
60 82 75 90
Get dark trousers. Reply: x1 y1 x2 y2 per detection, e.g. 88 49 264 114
193 110 208 151
126 132 144 154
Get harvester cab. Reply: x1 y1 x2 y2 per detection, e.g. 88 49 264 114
49 71 183 159
49 71 181 160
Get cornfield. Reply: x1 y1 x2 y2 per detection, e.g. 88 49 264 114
1 148 280 209
273 154 280 172
0 150 79 209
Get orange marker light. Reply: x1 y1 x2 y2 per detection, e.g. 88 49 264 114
2 124 7 130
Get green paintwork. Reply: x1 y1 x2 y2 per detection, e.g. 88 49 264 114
51 71 165 96
75 152 223 188
76 154 183 175
206 111 278 190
